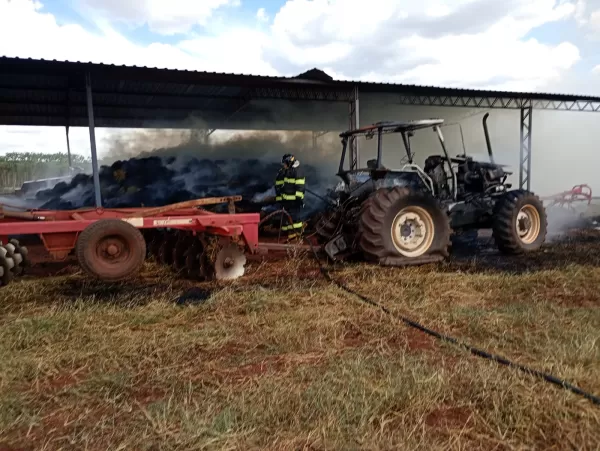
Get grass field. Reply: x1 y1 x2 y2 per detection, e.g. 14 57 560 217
1 231 599 450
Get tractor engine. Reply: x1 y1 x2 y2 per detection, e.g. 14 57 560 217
456 157 507 199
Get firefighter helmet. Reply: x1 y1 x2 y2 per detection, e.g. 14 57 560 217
281 153 295 166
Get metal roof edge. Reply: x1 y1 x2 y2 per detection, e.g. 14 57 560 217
2 55 600 102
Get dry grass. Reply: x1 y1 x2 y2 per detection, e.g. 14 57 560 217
1 232 599 450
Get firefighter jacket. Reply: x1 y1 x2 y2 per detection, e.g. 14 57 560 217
274 167 286 202
281 161 305 205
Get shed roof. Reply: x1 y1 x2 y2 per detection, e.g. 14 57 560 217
1 56 600 130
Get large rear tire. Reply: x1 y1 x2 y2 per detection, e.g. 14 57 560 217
492 189 547 254
358 187 451 266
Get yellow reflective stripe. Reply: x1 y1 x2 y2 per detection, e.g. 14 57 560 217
282 194 296 200
292 222 303 229
284 177 305 184
281 225 290 231
275 180 284 185
275 196 282 201
295 191 305 199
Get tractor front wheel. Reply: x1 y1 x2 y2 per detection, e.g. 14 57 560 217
492 189 547 254
358 187 451 266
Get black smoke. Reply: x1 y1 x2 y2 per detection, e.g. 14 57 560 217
34 154 334 215
32 128 342 215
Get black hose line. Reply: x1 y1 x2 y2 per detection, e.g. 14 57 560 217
305 240 600 407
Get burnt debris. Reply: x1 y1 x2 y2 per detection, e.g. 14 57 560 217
34 155 332 214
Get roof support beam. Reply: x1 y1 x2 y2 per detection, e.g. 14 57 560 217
65 126 72 168
396 94 600 111
348 86 360 170
519 106 533 191
85 72 102 208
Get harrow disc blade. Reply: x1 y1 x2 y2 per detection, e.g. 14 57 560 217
172 235 193 276
0 247 14 286
158 233 178 266
148 233 164 258
214 244 247 281
4 242 24 276
184 242 208 281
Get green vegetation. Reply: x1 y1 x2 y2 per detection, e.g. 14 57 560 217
0 152 90 189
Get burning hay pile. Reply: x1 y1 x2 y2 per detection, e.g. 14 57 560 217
33 155 331 214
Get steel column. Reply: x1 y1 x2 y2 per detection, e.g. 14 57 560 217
519 106 533 191
65 125 72 167
85 72 102 208
348 86 360 169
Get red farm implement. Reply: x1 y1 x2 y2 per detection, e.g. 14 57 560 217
542 184 593 210
0 196 275 287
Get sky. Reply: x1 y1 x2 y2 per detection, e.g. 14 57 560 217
1 0 600 184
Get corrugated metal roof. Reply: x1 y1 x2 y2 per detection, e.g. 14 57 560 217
1 56 600 130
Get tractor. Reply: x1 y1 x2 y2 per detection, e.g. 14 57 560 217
314 113 548 265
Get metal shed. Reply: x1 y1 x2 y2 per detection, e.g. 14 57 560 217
2 56 600 207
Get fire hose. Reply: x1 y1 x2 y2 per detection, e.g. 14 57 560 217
304 239 600 407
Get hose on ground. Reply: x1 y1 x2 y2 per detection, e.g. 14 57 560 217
304 239 600 407
258 209 293 228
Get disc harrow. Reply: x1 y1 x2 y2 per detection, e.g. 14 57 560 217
0 238 29 287
0 196 261 286
145 229 248 282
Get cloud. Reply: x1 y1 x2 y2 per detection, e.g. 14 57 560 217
256 7 269 22
76 0 238 35
264 0 580 90
593 64 600 74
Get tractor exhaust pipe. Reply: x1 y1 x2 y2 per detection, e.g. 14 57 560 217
482 113 495 164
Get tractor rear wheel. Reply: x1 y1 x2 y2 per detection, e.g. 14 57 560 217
492 189 547 254
358 187 451 266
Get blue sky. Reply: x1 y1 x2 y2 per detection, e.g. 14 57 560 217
2 0 600 171
2 0 599 90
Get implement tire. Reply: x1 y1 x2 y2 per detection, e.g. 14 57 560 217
492 189 547 254
358 187 451 266
76 219 146 282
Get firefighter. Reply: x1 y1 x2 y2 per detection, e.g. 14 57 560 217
278 153 306 241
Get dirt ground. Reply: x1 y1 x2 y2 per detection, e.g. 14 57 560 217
0 230 599 450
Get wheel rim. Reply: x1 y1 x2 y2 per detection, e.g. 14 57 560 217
92 235 134 276
391 206 435 257
516 204 541 244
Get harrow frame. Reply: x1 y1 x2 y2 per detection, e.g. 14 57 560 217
0 196 262 285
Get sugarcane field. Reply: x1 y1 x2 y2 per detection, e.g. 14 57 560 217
2 15 600 449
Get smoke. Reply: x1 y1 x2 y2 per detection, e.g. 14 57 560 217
31 126 342 217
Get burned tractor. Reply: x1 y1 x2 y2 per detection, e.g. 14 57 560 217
315 114 547 265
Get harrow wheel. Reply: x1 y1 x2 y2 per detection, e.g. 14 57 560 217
76 219 146 282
